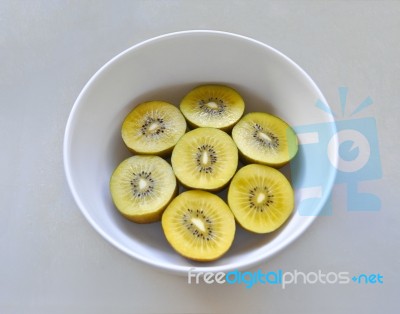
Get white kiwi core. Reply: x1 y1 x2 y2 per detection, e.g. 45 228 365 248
258 131 272 142
138 178 148 191
256 192 266 204
201 151 209 165
206 102 219 109
148 122 160 132
191 217 206 232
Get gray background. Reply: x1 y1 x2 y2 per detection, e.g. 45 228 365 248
1 1 399 313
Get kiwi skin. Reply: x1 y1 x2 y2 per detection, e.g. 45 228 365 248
176 175 233 193
238 143 298 168
124 141 173 158
184 116 240 134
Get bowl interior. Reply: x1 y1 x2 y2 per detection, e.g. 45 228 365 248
64 31 337 274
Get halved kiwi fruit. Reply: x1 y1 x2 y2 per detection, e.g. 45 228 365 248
121 101 186 156
110 155 177 223
180 84 245 131
227 164 294 233
171 127 238 191
162 190 236 261
232 112 298 167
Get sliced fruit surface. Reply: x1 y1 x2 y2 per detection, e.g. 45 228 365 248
110 155 177 223
232 112 298 167
162 190 236 261
180 84 245 131
227 164 294 233
121 101 186 156
171 127 238 191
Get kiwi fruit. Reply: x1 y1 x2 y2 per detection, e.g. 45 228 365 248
121 101 187 156
180 84 245 131
232 112 298 167
110 155 177 223
162 190 236 261
227 164 294 233
232 112 298 168
110 85 299 261
171 127 238 191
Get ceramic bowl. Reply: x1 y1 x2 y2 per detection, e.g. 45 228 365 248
64 30 337 275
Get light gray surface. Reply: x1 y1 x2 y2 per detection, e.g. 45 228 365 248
1 1 399 313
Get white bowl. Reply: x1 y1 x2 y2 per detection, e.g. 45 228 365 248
64 30 337 275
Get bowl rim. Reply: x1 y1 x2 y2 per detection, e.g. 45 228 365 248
63 29 338 275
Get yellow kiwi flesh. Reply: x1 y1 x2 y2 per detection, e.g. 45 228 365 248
180 84 245 131
121 101 187 156
111 87 299 261
110 155 177 223
162 190 236 262
171 127 238 191
232 112 298 167
228 164 294 233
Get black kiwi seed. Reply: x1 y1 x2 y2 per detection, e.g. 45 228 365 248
195 144 218 173
130 171 155 198
248 186 274 212
140 116 166 137
198 97 226 115
182 208 214 241
252 123 279 149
